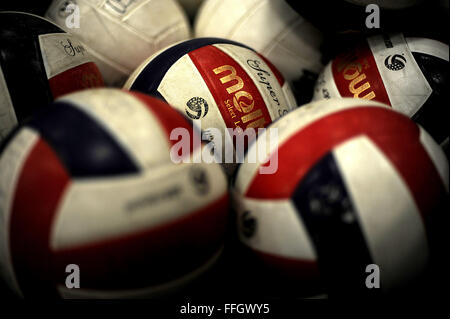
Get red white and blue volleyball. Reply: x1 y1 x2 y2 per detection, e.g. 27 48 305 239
0 89 229 298
233 98 448 296
124 37 297 175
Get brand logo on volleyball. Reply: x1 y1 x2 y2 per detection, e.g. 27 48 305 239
384 54 407 71
336 54 376 100
186 97 209 120
213 65 267 131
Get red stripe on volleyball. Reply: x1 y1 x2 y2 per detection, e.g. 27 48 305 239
51 194 229 290
247 107 446 221
9 138 70 297
188 45 273 132
257 53 285 87
48 62 104 99
332 42 391 105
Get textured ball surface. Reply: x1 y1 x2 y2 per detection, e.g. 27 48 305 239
45 0 191 86
233 98 448 295
0 89 229 298
125 37 297 175
313 33 449 144
195 0 323 81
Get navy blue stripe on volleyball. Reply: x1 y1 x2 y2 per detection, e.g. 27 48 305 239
410 52 448 144
129 38 254 100
28 101 139 177
291 152 378 297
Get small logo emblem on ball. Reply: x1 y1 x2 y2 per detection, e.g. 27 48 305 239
384 54 407 71
186 97 208 120
190 167 209 195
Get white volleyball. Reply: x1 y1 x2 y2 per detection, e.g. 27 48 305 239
46 0 191 86
194 0 323 82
